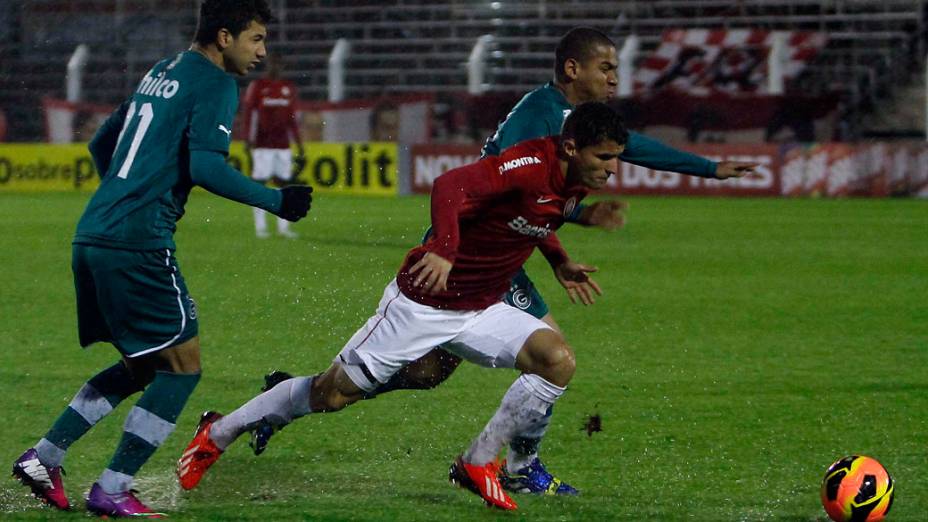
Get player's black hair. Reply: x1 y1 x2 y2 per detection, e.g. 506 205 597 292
562 102 628 149
194 0 273 46
554 27 616 81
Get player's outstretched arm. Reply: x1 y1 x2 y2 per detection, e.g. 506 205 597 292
553 260 602 305
565 133 758 226
620 131 716 178
189 149 312 221
88 99 131 177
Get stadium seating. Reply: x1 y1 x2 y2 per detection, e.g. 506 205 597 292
0 0 923 140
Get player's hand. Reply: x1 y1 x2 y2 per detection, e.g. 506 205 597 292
554 261 602 305
279 185 313 221
409 252 452 295
577 200 628 231
715 161 758 179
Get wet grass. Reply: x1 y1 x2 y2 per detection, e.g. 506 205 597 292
1 192 926 520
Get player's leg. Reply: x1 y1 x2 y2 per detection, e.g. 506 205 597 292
457 327 573 468
272 149 298 238
13 361 147 510
364 348 463 396
445 304 571 509
13 244 147 510
250 149 272 238
83 247 201 517
178 278 468 489
210 279 468 445
500 269 577 495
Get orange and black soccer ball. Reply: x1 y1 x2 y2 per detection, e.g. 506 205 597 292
821 455 894 522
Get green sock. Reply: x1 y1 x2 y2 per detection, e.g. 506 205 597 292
36 362 143 467
101 371 200 492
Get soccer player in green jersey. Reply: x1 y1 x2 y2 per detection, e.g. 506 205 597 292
11 1 311 517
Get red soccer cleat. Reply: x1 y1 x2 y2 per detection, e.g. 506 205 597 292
176 411 224 490
448 455 517 510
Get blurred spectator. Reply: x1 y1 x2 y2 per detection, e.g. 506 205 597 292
300 110 324 142
687 106 727 143
764 103 815 142
0 108 7 142
370 100 399 141
72 110 105 143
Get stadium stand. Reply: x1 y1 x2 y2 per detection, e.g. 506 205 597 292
0 0 924 141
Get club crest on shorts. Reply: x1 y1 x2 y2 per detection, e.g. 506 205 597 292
563 197 577 219
510 289 532 310
187 296 198 320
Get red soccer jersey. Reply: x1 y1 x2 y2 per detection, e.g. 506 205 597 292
242 78 300 149
396 137 588 310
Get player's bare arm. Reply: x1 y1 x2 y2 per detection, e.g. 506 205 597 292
715 161 758 179
409 252 452 295
553 260 602 305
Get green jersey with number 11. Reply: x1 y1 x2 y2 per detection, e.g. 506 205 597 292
75 51 245 251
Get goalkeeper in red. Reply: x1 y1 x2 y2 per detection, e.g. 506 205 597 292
177 102 626 511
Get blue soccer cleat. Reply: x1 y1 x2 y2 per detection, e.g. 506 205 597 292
249 418 277 456
499 458 579 496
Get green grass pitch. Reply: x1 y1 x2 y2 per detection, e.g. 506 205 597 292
0 192 925 521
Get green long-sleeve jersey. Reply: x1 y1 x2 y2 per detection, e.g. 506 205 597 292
75 50 280 251
481 82 717 178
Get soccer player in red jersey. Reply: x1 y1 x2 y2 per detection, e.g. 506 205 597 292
177 102 627 511
242 53 306 238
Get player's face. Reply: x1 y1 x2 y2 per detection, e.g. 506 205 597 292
568 139 625 189
573 45 618 103
223 20 268 76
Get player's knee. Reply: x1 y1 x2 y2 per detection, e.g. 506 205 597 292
310 366 364 412
311 381 352 412
545 342 576 384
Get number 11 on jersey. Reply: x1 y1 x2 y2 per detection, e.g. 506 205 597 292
114 101 154 179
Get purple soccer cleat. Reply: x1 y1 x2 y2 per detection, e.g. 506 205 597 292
11 448 70 510
85 482 165 518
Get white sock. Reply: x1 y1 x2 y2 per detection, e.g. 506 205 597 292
210 376 313 450
254 208 267 235
277 217 290 234
99 469 133 495
34 438 67 468
464 374 565 466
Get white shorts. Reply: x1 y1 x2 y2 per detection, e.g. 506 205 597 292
251 148 292 182
335 279 553 392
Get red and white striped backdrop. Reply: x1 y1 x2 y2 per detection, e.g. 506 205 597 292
634 29 827 96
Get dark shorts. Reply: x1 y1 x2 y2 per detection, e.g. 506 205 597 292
72 244 199 357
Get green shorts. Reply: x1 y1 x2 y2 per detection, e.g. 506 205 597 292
72 244 199 357
503 267 549 319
